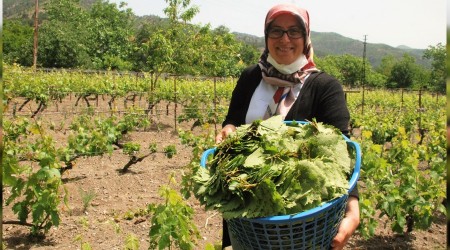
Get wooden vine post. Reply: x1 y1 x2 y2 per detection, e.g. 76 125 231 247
32 0 39 71
173 75 177 130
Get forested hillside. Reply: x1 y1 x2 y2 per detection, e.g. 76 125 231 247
5 0 427 68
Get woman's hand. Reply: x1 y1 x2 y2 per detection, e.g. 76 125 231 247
215 124 236 143
331 196 360 250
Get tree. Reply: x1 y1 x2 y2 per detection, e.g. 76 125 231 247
239 43 261 69
35 0 135 69
130 0 199 84
387 54 419 89
134 30 175 79
3 19 34 66
87 0 135 70
163 0 199 25
314 56 343 83
376 54 397 78
161 0 200 75
132 0 245 77
189 25 244 76
316 54 385 88
316 54 363 87
423 43 446 93
38 0 91 68
365 71 387 88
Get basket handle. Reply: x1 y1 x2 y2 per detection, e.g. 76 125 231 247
345 139 361 192
200 147 216 167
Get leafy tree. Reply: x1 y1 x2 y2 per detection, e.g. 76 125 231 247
411 66 431 90
87 0 135 70
387 54 421 89
130 0 199 78
32 0 135 69
3 19 34 65
376 54 430 90
314 56 343 82
189 25 244 76
338 54 365 86
324 54 363 86
38 0 91 68
161 0 200 75
134 30 175 80
132 0 245 78
361 60 387 88
365 71 387 88
163 0 199 25
239 43 261 68
317 54 362 86
212 26 248 76
376 54 397 77
316 54 385 88
134 22 158 44
423 43 446 93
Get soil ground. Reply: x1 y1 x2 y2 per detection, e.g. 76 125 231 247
2 97 447 250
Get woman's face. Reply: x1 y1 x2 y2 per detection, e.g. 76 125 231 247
267 14 305 65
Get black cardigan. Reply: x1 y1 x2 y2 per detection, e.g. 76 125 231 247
222 64 358 198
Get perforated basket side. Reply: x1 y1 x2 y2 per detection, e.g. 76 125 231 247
227 194 348 250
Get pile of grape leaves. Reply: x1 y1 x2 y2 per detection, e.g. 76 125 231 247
192 115 353 219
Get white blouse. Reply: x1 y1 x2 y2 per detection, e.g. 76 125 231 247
245 76 308 124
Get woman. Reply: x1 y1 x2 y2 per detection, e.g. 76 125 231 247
216 3 360 250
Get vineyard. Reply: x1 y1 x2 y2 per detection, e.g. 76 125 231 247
2 65 447 249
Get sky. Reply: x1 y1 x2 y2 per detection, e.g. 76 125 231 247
109 0 447 49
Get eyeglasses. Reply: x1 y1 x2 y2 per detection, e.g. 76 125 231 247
267 27 304 39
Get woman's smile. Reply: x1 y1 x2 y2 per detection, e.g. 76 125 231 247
267 15 304 65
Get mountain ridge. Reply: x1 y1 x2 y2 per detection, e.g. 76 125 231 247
232 31 428 67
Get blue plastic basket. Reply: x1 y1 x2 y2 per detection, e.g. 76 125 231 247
200 122 361 250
